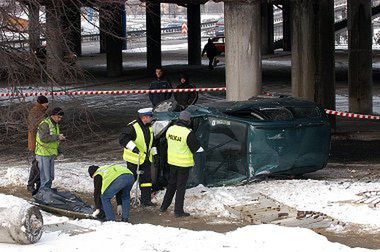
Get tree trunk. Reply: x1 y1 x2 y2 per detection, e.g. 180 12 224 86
0 205 43 244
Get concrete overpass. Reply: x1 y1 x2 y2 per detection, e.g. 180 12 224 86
23 0 375 115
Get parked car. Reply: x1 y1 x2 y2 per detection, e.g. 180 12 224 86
215 18 224 37
211 36 225 54
152 96 331 187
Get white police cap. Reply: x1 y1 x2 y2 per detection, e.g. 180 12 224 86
138 107 153 116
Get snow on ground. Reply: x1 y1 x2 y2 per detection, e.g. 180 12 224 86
180 181 380 229
0 161 379 231
0 194 374 252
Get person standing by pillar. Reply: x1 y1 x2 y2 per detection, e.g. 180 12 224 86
173 74 198 111
160 110 204 217
149 67 173 107
35 107 66 190
119 108 157 207
27 95 49 194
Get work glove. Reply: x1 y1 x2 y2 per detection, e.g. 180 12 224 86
117 205 122 216
126 141 139 154
196 147 205 153
151 147 158 156
56 154 64 161
92 209 101 218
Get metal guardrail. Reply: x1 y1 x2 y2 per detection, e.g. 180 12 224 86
2 21 218 49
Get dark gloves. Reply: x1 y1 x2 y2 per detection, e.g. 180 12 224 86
132 147 139 154
97 209 106 221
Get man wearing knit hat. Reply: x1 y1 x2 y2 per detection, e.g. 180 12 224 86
119 107 158 207
88 164 134 222
160 110 204 217
35 107 66 190
27 95 49 194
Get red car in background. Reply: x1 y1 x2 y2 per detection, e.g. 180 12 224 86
212 36 225 54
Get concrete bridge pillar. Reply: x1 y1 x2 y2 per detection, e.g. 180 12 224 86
282 0 291 51
27 2 40 53
146 0 162 71
99 8 106 53
62 4 81 56
104 3 123 77
316 0 336 110
261 1 274 55
348 0 373 114
225 0 262 101
187 4 201 65
122 4 127 50
291 0 335 111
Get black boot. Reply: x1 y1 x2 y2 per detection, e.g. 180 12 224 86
141 187 155 207
175 212 190 218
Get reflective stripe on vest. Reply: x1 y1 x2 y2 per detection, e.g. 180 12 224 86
123 121 153 165
35 117 60 157
94 164 133 194
166 125 194 167
140 182 152 188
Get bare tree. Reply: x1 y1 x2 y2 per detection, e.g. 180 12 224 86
0 0 131 151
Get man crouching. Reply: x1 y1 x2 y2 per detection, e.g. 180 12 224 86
88 164 135 222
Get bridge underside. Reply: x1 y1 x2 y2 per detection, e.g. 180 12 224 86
23 0 375 114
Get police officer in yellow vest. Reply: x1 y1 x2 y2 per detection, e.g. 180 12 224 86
35 107 66 190
119 108 157 207
89 164 135 222
160 110 204 217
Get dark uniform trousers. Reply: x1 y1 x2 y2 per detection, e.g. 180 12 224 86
161 165 190 214
27 158 40 195
127 161 152 204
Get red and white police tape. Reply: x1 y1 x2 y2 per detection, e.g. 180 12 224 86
262 91 380 120
262 91 379 120
324 109 380 120
1 86 379 120
0 87 226 97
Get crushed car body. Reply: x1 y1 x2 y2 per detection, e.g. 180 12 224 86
153 96 331 187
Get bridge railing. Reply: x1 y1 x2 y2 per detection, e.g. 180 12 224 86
2 21 218 49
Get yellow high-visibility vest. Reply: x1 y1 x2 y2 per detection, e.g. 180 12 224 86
94 164 133 194
166 125 194 167
123 121 153 165
35 117 60 157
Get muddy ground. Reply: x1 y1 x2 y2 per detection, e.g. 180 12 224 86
0 49 379 249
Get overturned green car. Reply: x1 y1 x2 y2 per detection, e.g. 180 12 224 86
152 96 331 187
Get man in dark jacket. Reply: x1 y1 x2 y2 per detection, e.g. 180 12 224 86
27 95 49 194
149 67 173 107
173 75 198 111
160 110 204 217
119 108 157 206
202 38 218 70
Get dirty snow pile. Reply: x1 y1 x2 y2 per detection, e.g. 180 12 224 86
177 180 380 229
0 193 374 252
1 161 380 231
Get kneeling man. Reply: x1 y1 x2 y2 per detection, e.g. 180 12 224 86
89 164 134 222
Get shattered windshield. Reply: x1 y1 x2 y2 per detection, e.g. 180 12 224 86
259 107 294 120
291 107 322 118
152 120 171 139
193 117 248 186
